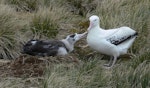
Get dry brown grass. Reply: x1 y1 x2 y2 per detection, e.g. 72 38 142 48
0 0 149 88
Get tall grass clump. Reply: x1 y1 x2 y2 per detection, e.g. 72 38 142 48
30 10 58 38
75 57 110 88
42 57 111 88
0 5 21 59
5 0 38 12
111 60 149 88
42 63 79 88
65 0 96 16
30 5 72 38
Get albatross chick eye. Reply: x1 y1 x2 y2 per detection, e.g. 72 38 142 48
69 34 75 38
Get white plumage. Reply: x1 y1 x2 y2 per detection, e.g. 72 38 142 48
87 15 138 68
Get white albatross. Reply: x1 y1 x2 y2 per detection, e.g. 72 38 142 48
86 15 138 68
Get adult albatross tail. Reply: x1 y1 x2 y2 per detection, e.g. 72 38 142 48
86 15 138 68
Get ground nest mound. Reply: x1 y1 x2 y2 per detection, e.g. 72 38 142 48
0 55 80 78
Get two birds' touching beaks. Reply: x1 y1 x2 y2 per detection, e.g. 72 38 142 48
23 15 138 68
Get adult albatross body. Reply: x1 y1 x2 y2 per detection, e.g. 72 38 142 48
86 15 138 68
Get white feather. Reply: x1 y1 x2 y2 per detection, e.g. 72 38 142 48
87 15 137 68
57 47 68 55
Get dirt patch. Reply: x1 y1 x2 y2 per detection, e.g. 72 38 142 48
0 55 80 78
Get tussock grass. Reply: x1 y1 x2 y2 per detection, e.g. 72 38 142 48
112 59 150 88
0 0 149 87
5 0 38 12
65 0 96 16
30 6 71 38
0 4 33 59
30 8 59 38
0 5 21 59
42 57 110 88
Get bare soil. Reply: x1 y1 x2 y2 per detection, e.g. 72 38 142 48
0 54 80 78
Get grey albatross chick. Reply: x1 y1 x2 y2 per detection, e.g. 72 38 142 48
86 15 138 68
23 32 87 56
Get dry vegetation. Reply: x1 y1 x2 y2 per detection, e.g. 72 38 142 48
0 0 149 88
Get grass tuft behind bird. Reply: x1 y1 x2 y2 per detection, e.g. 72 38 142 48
0 0 149 87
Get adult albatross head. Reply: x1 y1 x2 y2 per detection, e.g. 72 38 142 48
88 15 100 31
